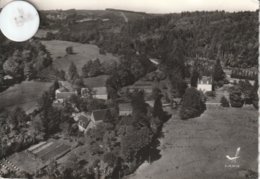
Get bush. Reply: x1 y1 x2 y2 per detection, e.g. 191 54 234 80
205 91 216 98
220 96 230 107
179 107 201 120
229 87 244 108
179 87 206 120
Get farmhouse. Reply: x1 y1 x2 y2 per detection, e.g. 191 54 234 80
55 81 77 103
55 91 77 103
119 103 133 116
93 87 108 100
197 76 212 92
76 109 110 133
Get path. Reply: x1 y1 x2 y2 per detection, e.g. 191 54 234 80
120 12 128 23
126 105 258 179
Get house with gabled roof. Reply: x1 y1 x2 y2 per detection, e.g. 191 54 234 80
55 81 77 103
73 109 111 133
197 76 212 93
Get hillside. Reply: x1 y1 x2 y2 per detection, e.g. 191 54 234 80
0 81 52 112
41 10 258 69
127 105 257 179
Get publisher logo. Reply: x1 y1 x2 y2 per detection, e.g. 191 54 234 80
225 147 240 168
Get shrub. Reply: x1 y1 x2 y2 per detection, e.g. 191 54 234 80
205 91 216 98
229 87 244 108
220 96 230 107
66 46 74 54
179 87 206 120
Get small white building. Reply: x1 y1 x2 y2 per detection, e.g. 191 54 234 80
197 76 212 93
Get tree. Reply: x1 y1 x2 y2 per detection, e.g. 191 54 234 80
120 126 152 162
213 58 225 83
152 88 164 118
250 80 258 109
34 50 52 71
38 91 53 110
39 107 61 135
190 69 200 87
68 62 79 82
131 90 147 117
66 46 74 54
88 58 103 77
220 96 230 107
3 56 23 80
7 107 29 130
49 80 60 99
130 58 145 79
229 87 244 108
23 62 35 80
82 61 92 77
179 87 206 120
0 74 5 91
239 80 253 104
72 78 85 94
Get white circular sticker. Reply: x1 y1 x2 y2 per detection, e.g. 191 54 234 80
0 1 40 42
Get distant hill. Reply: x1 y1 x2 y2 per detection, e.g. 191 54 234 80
39 10 258 69
106 8 146 15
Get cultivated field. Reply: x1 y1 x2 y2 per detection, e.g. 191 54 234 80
0 81 52 112
41 40 119 74
127 105 258 179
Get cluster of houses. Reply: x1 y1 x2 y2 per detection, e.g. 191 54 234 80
52 80 110 134
52 73 215 134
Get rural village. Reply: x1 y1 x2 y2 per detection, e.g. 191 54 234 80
0 6 258 179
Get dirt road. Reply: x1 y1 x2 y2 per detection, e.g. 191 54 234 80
126 105 258 179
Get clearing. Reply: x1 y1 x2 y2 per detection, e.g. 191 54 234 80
41 40 119 74
126 105 258 179
0 81 52 113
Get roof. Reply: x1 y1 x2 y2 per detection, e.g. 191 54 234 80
119 103 133 111
4 75 13 80
198 76 212 84
92 109 109 121
78 115 91 128
93 87 107 95
59 81 74 91
57 87 69 92
149 58 160 65
56 92 76 99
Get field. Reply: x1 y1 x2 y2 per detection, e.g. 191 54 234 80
83 75 110 88
0 81 52 113
127 105 258 179
41 40 119 75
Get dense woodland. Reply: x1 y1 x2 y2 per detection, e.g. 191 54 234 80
43 10 258 69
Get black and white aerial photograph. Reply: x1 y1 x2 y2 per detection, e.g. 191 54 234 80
0 0 258 178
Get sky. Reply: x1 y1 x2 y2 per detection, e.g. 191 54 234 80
0 0 258 13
